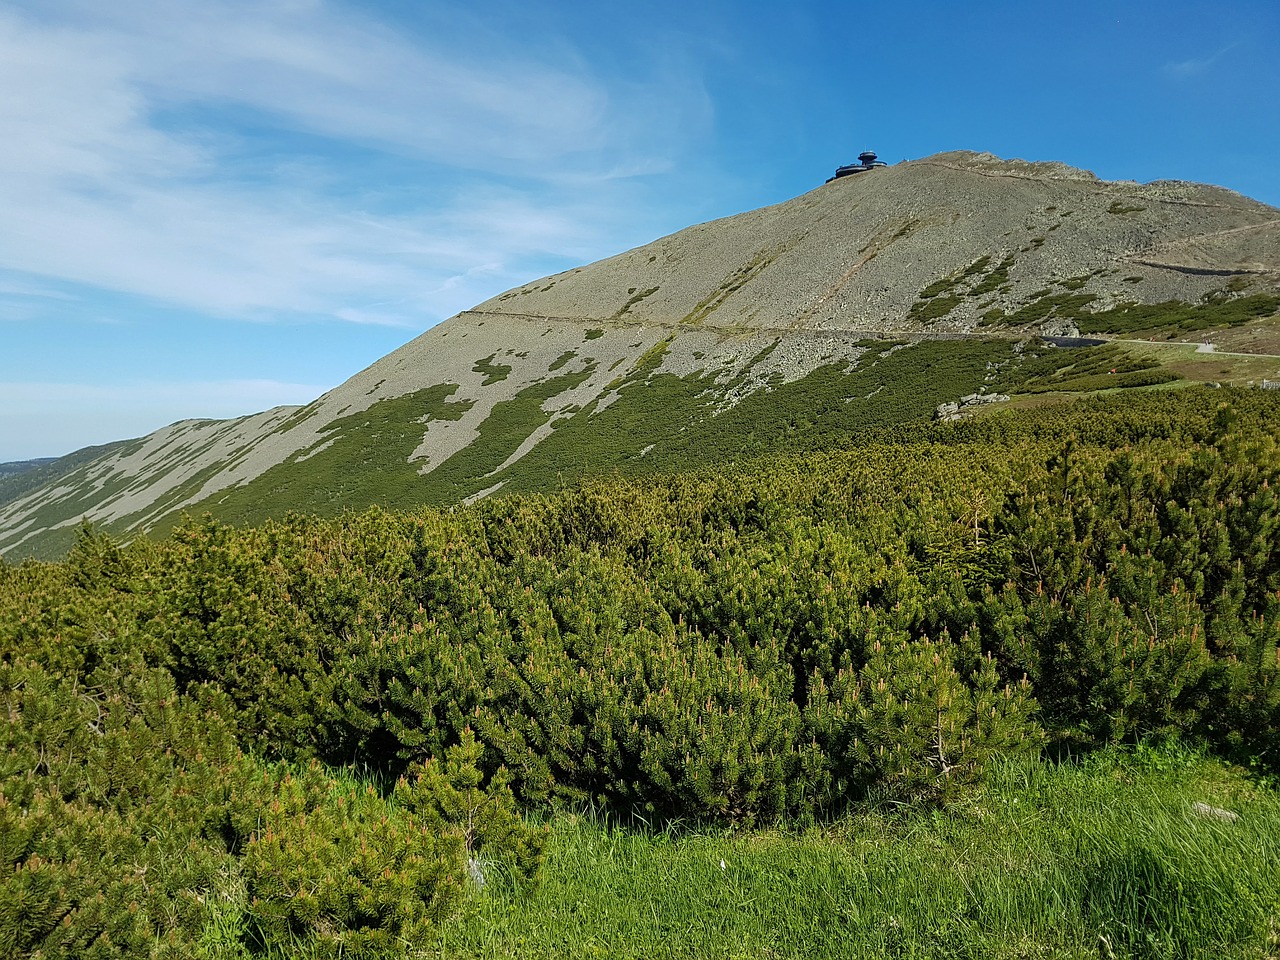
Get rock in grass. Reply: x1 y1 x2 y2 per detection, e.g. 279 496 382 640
1191 801 1239 822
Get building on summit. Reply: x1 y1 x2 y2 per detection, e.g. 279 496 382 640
827 150 887 182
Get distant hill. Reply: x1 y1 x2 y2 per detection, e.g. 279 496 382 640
0 445 129 513
3 150 1279 559
0 458 57 480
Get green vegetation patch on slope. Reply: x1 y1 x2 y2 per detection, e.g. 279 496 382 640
0 458 55 481
907 291 964 323
1057 272 1095 291
969 254 1016 298
270 400 321 436
682 252 776 326
0 439 153 561
411 364 596 503
473 355 513 385
0 440 135 509
547 350 577 372
1000 343 1180 395
910 255 1013 323
203 385 475 523
610 286 660 321
475 339 1011 496
1079 291 1280 336
981 292 1099 328
168 339 1192 534
982 286 1280 337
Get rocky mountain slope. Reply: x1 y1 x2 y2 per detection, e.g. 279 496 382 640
472 150 1279 334
4 151 1279 559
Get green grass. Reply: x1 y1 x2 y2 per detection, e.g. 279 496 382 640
187 750 1280 959
436 752 1280 960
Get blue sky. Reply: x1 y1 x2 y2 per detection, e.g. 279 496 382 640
2 0 1277 461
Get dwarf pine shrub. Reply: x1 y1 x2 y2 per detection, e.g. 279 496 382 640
806 634 1040 805
395 730 548 886
0 657 240 959
242 763 464 959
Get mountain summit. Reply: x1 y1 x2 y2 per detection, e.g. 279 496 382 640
474 149 1277 335
4 151 1279 558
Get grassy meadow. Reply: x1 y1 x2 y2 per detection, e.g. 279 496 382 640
185 749 1280 960
440 754 1280 960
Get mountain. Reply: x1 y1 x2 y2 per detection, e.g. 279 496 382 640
4 150 1279 559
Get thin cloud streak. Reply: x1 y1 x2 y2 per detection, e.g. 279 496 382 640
89 0 618 172
0 1 711 329
1164 42 1243 79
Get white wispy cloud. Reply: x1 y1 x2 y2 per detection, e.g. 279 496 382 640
1164 42 1242 79
0 0 711 328
63 0 618 172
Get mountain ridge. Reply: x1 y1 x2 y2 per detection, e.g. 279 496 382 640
4 150 1279 559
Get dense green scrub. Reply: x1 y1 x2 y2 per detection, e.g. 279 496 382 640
980 288 1280 337
3 387 1280 957
196 339 1013 526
